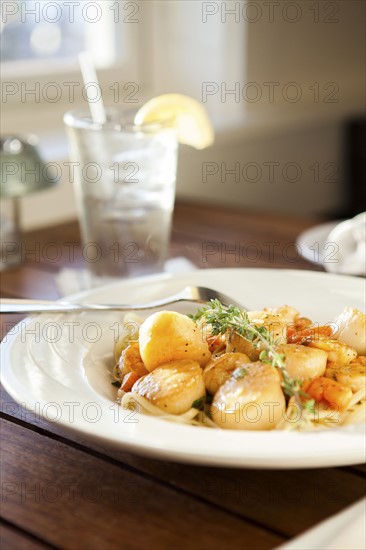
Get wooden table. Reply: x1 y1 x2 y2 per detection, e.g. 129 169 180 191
1 202 365 550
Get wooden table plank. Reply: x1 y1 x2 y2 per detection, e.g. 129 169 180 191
0 522 53 550
0 204 323 290
171 203 322 270
1 387 365 539
1 418 283 550
0 221 83 274
0 205 321 302
170 236 320 270
0 267 61 300
173 203 320 243
0 314 27 342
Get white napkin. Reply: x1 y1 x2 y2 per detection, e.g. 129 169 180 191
324 212 366 276
276 498 366 550
55 257 198 297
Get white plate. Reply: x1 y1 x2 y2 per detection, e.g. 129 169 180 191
296 221 339 266
276 498 366 550
1 268 365 469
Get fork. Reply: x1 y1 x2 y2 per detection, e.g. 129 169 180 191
0 286 244 314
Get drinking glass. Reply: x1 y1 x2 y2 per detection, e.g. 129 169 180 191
64 108 178 282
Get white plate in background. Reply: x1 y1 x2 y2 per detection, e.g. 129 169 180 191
276 498 365 550
296 221 339 266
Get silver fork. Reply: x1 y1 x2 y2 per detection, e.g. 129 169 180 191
0 286 244 314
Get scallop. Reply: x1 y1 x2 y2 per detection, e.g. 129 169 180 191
211 361 286 430
276 344 327 381
203 352 251 395
326 357 366 393
113 313 143 362
132 360 205 415
139 311 211 372
307 338 357 366
333 307 366 355
227 306 299 360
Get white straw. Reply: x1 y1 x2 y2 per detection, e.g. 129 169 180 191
78 52 107 125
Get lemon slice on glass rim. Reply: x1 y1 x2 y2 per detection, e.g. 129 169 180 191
134 93 214 150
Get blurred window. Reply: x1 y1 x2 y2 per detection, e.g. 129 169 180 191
1 0 133 75
2 2 86 63
1 0 140 136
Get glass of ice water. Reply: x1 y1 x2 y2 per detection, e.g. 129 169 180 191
64 108 178 282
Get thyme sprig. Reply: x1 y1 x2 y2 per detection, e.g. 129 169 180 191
190 299 314 413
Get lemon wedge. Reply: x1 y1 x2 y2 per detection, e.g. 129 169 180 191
134 94 214 150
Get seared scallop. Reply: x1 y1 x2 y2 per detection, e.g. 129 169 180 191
276 344 327 381
326 356 366 393
139 311 211 371
211 361 285 430
132 359 205 415
307 338 357 366
333 307 366 355
227 306 299 360
203 352 251 395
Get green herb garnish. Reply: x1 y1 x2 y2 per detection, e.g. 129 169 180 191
302 398 315 415
192 397 205 410
190 300 313 413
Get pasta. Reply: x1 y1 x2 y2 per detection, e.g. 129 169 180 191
113 304 366 431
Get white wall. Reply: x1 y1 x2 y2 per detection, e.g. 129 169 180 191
177 119 345 215
173 0 365 215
